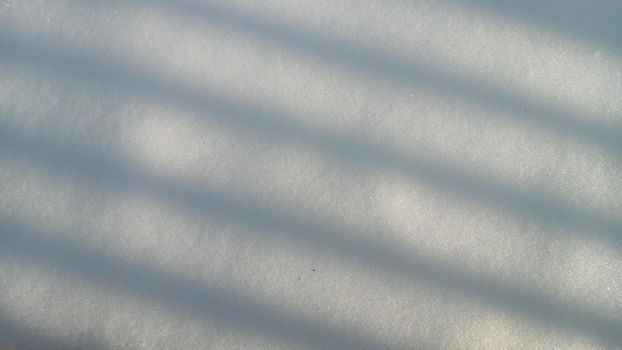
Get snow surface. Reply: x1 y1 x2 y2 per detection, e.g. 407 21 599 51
1 0 622 349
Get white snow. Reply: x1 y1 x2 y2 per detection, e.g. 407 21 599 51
1 0 621 349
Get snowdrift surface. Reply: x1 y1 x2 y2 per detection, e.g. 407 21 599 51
1 0 621 349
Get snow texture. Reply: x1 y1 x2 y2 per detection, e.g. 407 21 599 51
1 0 622 349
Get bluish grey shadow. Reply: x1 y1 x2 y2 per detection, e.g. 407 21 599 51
111 0 622 155
0 220 424 350
442 0 622 53
0 122 620 347
0 33 620 248
0 313 106 350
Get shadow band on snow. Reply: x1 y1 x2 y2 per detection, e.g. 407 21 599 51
119 0 622 155
1 4 621 346
0 221 411 350
1 33 620 248
440 0 622 53
0 123 620 347
0 313 106 350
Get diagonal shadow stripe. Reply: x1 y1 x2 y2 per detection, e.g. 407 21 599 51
437 0 622 53
0 123 620 346
1 33 620 248
116 0 622 155
0 312 106 350
0 220 416 350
